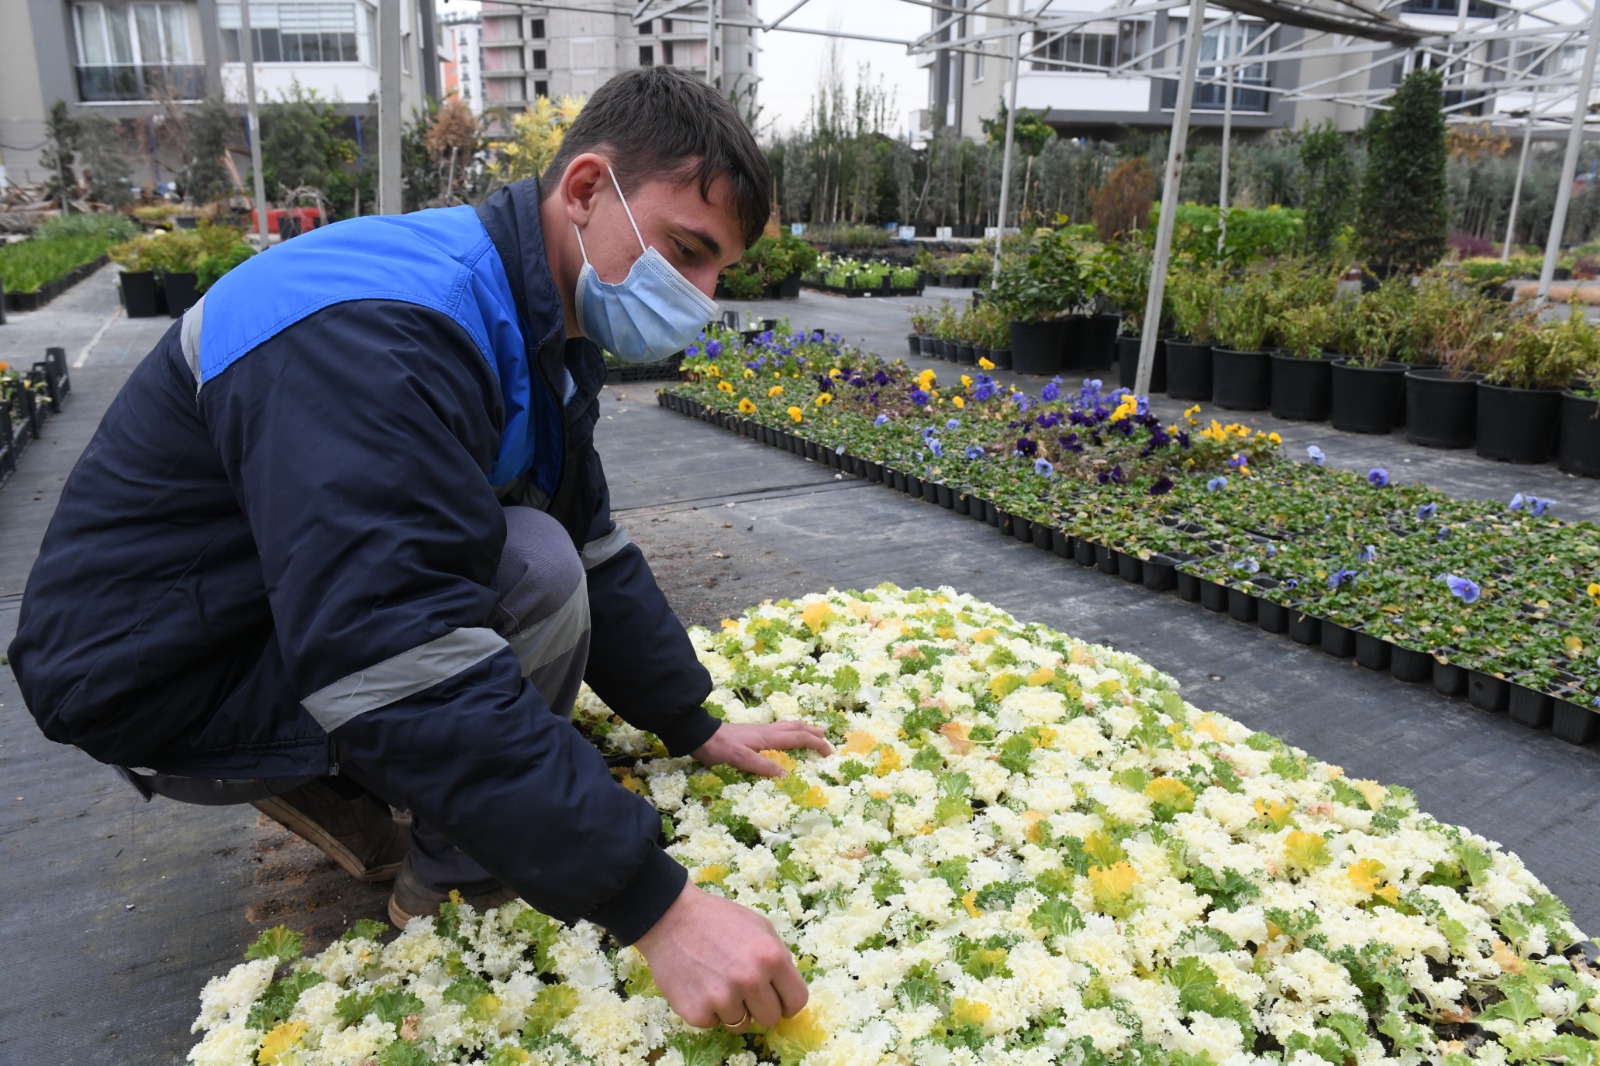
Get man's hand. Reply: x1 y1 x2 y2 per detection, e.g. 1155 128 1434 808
691 721 832 778
634 882 807 1029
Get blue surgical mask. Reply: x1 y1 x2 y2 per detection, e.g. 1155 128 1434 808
573 166 719 363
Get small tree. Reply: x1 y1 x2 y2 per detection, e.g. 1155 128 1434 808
41 101 80 209
494 95 583 183
1298 120 1356 258
1356 69 1448 275
1089 158 1156 242
185 95 239 208
980 104 1055 158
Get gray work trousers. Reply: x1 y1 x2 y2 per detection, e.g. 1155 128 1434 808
125 506 592 892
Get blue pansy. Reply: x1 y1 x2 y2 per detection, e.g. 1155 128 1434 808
1207 476 1227 491
1367 467 1389 487
965 445 985 459
1443 574 1480 603
874 414 889 426
1307 445 1325 465
1417 503 1436 520
1034 458 1054 477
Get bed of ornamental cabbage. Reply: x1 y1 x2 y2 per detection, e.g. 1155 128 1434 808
189 586 1599 1066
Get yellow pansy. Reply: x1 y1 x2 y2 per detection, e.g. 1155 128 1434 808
787 405 804 423
738 398 757 414
978 356 995 370
815 392 833 407
768 385 784 398
953 395 965 409
717 380 734 393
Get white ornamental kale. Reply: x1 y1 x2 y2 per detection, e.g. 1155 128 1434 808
191 586 1600 1065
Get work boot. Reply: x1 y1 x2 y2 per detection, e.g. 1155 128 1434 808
251 778 410 882
388 854 520 928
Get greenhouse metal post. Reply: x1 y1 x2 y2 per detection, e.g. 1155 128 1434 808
378 0 402 215
239 0 270 247
1537 0 1600 302
1502 100 1536 265
1217 15 1237 258
992 27 1024 281
1136 0 1210 398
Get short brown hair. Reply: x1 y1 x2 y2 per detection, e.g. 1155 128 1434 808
539 67 771 249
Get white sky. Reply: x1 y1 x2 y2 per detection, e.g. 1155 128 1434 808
751 0 931 141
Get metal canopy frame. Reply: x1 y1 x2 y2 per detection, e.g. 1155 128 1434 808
623 0 1600 378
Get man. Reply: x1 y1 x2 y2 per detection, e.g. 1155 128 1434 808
10 67 828 1033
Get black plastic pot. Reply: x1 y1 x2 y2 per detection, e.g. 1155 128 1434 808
1269 353 1331 422
120 271 166 318
1176 568 1201 602
918 336 937 357
1432 658 1468 698
1287 609 1319 645
1117 335 1168 394
907 333 922 355
1142 554 1177 592
1466 671 1509 712
1258 598 1289 634
162 271 200 318
1354 632 1391 671
1065 313 1119 371
1329 360 1406 434
988 348 1012 371
1552 700 1599 744
1199 579 1229 612
1405 369 1480 449
1165 340 1212 401
1226 586 1257 623
1032 522 1054 552
1211 348 1272 411
1073 538 1097 567
1014 515 1036 543
1116 551 1142 583
1320 620 1356 658
1390 645 1432 683
1508 684 1553 729
1476 381 1562 463
1557 391 1600 477
1095 543 1119 574
1010 320 1067 376
956 344 977 366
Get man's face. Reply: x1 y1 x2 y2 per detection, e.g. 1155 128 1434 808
578 168 747 298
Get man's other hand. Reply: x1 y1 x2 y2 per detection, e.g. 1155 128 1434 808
690 721 832 778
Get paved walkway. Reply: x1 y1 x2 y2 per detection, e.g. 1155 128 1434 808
0 272 1594 1063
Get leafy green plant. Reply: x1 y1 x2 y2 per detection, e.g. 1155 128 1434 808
1270 301 1336 360
1298 120 1357 259
1165 258 1219 344
1098 234 1156 337
986 226 1102 323
196 240 256 293
1484 308 1600 390
1211 269 1276 352
1357 69 1449 276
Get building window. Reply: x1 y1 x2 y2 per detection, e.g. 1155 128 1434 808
1159 20 1272 113
534 78 548 97
747 51 752 67
974 49 985 81
662 18 671 32
530 17 544 38
1030 22 1151 72
639 19 652 34
639 44 653 66
532 48 545 69
73 1 202 101
1401 0 1495 15
219 2 363 64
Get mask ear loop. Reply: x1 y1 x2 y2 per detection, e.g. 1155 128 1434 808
572 164 648 262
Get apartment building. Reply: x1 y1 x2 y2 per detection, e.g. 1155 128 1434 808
924 0 1581 144
475 1 759 133
439 8 484 115
0 0 437 186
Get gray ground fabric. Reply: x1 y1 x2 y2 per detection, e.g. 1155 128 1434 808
0 272 1595 1063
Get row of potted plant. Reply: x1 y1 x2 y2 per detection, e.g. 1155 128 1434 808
906 302 1012 368
108 223 255 320
0 213 137 315
805 255 924 298
713 232 820 300
663 326 1600 740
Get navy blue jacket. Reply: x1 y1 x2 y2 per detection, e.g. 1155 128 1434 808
9 182 718 942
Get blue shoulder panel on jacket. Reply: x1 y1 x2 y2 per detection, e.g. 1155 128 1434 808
199 208 537 487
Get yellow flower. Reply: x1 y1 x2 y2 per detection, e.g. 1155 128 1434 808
960 374 974 388
743 367 755 379
815 392 833 407
768 385 784 398
953 395 965 409
917 368 937 390
828 367 843 379
1267 431 1282 444
787 405 803 423
738 398 757 414
1588 582 1600 606
978 356 995 370
717 380 734 393
705 364 720 377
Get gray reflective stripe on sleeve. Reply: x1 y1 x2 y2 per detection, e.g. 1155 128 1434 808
580 525 631 571
303 627 508 732
180 294 205 390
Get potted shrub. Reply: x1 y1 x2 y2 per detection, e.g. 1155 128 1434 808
1208 267 1275 411
1269 300 1336 421
1327 277 1412 433
1101 235 1168 393
109 234 166 318
987 229 1096 376
1164 257 1219 401
1559 366 1600 477
908 308 932 356
1479 309 1595 462
1404 275 1507 449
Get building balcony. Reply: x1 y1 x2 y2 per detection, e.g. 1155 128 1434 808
482 67 527 78
76 63 205 102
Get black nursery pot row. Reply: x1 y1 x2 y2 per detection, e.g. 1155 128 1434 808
1160 341 1600 476
657 387 1600 748
2 256 109 314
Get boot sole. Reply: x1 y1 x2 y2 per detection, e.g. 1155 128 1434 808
253 794 404 883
